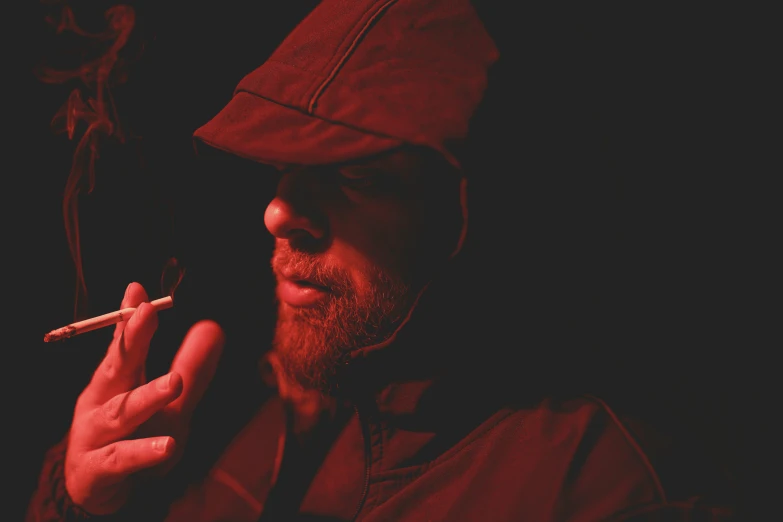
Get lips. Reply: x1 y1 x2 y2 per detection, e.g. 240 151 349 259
276 278 330 307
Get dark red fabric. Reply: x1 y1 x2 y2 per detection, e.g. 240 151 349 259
193 92 403 166
192 0 498 167
25 385 736 521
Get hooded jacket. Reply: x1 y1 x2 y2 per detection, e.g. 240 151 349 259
27 1 736 521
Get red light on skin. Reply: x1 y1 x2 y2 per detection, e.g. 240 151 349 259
277 279 331 308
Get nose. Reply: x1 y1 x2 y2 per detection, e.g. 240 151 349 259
264 170 327 241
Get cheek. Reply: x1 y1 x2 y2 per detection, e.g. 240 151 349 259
334 204 421 280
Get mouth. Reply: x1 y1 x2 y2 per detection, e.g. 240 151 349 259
277 277 331 308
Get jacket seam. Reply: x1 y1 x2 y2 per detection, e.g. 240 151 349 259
582 394 668 504
362 420 386 518
369 408 517 485
210 468 264 515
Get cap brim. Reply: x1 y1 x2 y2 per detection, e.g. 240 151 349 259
193 91 404 166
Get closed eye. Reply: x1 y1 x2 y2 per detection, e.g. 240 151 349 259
337 168 384 189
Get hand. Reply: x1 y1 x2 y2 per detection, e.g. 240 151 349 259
64 282 224 515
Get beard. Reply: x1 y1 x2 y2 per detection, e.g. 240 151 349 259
271 244 412 395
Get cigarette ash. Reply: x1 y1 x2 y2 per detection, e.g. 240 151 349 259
43 325 77 343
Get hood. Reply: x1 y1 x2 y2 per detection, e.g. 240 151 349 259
193 0 506 394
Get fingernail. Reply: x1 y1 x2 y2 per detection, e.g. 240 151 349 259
156 373 172 391
154 437 171 453
124 283 132 299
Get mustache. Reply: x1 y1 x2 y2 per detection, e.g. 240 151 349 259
271 244 351 292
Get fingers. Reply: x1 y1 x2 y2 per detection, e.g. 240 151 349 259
84 436 177 487
166 320 225 417
112 282 147 341
85 283 158 405
84 372 183 448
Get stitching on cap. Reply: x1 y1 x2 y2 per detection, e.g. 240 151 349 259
234 88 405 141
307 0 398 114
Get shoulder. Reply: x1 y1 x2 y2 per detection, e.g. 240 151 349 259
513 394 668 497
516 394 737 521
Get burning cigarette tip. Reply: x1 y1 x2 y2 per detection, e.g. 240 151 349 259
43 326 76 343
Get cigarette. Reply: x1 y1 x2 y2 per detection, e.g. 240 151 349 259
43 296 174 343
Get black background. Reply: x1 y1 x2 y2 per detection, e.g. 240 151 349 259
7 1 767 520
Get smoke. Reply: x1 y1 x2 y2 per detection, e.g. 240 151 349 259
161 256 186 301
35 2 138 319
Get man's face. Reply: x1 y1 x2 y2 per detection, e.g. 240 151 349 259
264 147 464 393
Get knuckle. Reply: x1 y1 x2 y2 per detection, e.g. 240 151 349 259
117 327 132 355
132 303 148 323
97 411 123 433
135 303 159 331
102 444 119 470
101 394 126 423
140 382 160 408
101 356 121 381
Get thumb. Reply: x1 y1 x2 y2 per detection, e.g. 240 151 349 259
166 320 225 418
